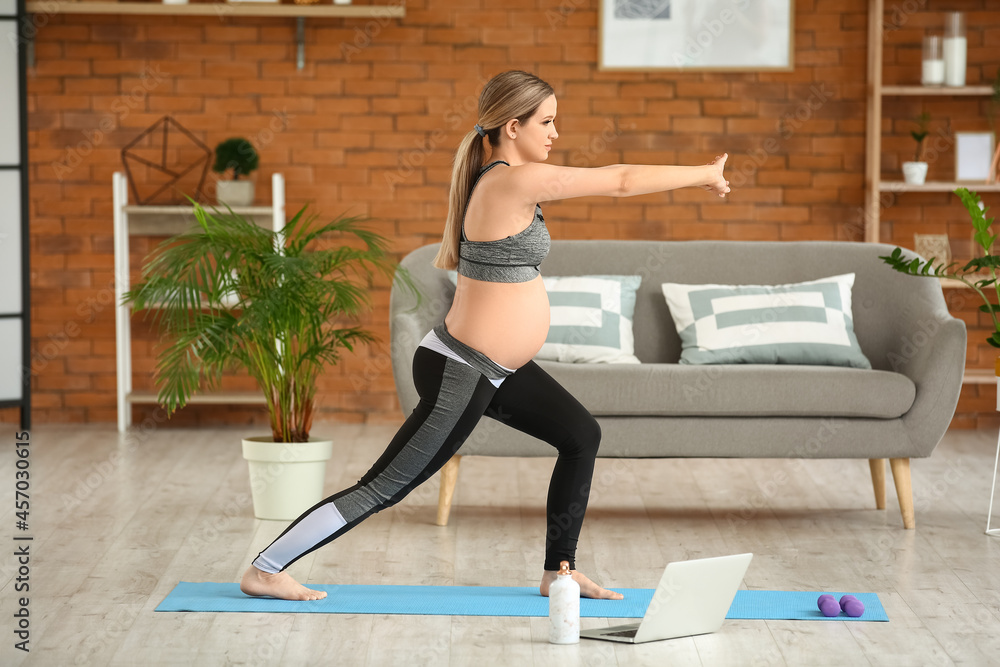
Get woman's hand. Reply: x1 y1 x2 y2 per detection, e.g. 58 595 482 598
703 153 731 198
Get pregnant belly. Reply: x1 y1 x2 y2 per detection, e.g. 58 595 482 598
444 276 550 369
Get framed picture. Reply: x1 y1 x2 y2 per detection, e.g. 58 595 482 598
955 132 995 183
599 0 794 71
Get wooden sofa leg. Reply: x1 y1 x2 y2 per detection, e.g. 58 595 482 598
869 458 887 510
436 455 461 526
889 457 915 529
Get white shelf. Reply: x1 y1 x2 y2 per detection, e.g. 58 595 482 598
114 171 285 432
128 391 266 405
124 204 277 235
25 1 405 18
124 205 274 215
879 181 1000 193
881 85 995 96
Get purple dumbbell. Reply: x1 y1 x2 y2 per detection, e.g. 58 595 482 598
841 597 865 618
818 597 841 617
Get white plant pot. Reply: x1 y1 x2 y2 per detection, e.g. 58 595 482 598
242 437 333 521
216 180 255 207
902 161 929 185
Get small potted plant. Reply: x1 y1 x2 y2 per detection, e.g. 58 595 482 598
902 112 930 185
881 188 998 346
213 137 259 206
124 204 416 519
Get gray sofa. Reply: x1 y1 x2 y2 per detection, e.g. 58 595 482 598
389 241 967 529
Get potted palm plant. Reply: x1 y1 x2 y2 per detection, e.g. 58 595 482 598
881 188 998 346
902 112 930 185
124 204 415 519
213 137 259 206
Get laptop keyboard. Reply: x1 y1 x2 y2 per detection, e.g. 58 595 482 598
606 628 638 638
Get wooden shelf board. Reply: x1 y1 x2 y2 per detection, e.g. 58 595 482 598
127 391 266 405
962 369 996 385
881 85 995 96
25 1 405 18
124 205 274 215
878 181 1000 193
938 275 995 289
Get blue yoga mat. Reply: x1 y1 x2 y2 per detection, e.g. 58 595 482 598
155 583 887 622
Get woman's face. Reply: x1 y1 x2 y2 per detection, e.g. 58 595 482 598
509 94 558 163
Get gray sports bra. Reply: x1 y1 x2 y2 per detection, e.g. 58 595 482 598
458 160 551 283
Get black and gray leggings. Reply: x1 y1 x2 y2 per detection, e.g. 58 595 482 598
252 326 602 574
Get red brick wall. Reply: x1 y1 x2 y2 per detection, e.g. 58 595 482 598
11 0 1000 430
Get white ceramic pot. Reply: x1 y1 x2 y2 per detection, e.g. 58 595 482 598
902 161 929 185
242 436 333 520
215 180 255 207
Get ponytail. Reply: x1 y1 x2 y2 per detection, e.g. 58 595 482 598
433 131 485 270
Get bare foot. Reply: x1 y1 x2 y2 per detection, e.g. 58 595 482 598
240 565 327 601
539 569 624 600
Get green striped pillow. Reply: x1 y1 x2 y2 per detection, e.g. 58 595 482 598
537 274 642 364
661 273 872 369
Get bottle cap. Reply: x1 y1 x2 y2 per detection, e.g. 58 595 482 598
558 561 571 576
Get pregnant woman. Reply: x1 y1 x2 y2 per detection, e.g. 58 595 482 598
241 70 730 601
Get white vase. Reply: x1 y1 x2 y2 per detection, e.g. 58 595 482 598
215 180 255 207
242 437 333 521
902 161 928 185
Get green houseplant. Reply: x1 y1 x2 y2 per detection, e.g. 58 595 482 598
902 112 930 185
881 188 999 346
124 204 415 518
212 137 259 206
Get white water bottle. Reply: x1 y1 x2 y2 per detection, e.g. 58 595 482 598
548 561 580 644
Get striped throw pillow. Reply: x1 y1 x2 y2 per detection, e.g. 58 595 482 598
660 273 872 369
537 275 642 364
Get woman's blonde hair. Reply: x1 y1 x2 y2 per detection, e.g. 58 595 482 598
433 70 555 270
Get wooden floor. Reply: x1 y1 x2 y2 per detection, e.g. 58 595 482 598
2 423 1000 666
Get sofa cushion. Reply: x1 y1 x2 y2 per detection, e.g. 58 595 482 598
536 274 642 364
535 362 916 418
661 273 872 369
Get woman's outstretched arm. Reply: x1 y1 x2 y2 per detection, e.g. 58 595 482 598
509 154 730 205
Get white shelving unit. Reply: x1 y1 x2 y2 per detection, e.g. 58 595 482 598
863 0 998 245
864 0 1000 387
112 171 286 432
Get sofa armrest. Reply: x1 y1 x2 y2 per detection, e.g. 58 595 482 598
883 298 967 457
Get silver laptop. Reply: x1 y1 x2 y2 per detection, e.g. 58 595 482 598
580 553 753 644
